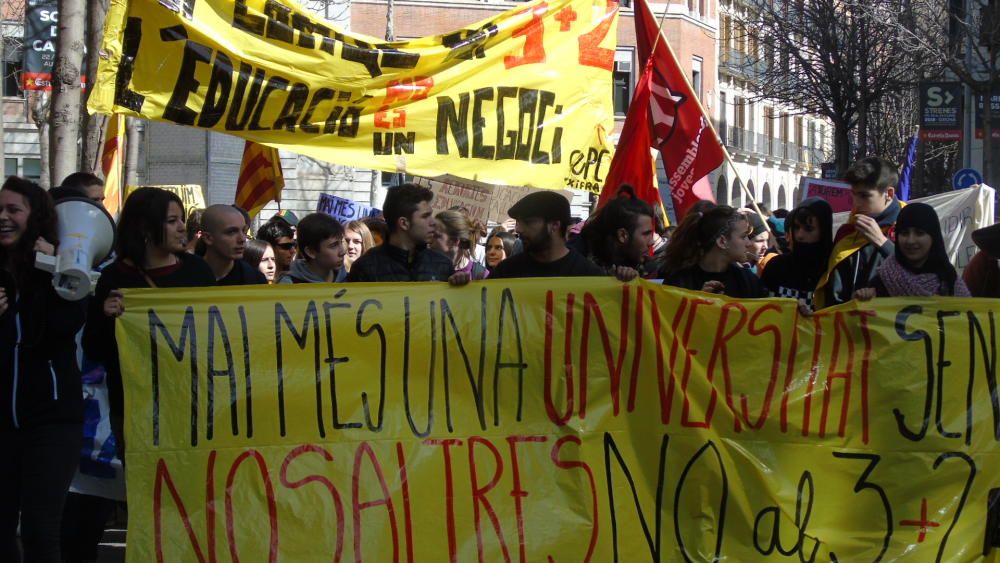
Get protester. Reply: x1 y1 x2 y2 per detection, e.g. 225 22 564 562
58 172 106 206
963 223 1000 297
645 212 670 278
243 239 276 283
432 210 488 279
854 203 970 299
814 156 903 308
579 195 655 280
348 183 469 284
256 217 297 279
490 191 605 279
84 188 215 461
344 220 375 272
277 213 347 284
485 230 517 273
0 177 87 563
362 216 389 247
760 197 833 308
660 205 767 297
185 208 205 254
740 209 770 273
197 205 266 285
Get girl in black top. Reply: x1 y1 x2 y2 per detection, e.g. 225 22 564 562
0 177 87 563
83 188 214 460
661 205 767 298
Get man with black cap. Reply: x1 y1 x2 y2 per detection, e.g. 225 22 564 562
490 191 605 279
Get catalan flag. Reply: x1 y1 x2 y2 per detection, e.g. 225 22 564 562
234 141 284 219
100 113 125 216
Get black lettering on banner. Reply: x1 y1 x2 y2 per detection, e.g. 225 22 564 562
752 471 820 562
335 34 381 78
934 452 976 561
225 64 265 131
263 0 293 43
198 51 233 128
440 298 486 432
356 299 386 432
968 311 1000 442
471 87 495 159
160 0 196 20
495 86 518 160
492 288 527 425
325 105 360 137
436 93 470 157
322 292 360 430
300 88 334 133
248 75 290 130
533 90 557 164
673 441 728 562
893 306 933 441
232 0 264 35
206 306 239 441
161 26 211 126
114 17 146 112
514 88 537 161
238 305 253 438
271 82 309 132
379 47 419 70
442 24 499 61
372 132 415 155
604 432 670 562
148 307 198 446
274 301 320 438
832 452 891 562
291 13 316 49
403 297 436 438
935 310 963 439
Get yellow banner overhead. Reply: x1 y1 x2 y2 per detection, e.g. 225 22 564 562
89 0 618 192
116 280 1000 561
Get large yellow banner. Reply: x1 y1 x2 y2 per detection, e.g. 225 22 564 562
89 0 617 192
117 279 1000 561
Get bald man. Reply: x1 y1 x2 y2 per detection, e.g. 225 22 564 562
199 204 266 285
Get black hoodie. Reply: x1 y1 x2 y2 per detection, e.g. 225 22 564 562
760 197 833 308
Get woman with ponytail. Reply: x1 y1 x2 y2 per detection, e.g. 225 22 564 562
660 205 767 298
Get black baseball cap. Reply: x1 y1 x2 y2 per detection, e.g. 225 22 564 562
507 191 571 226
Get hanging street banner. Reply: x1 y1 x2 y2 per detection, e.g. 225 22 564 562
117 279 1000 562
22 0 58 90
89 0 618 193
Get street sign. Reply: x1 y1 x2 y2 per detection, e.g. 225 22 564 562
974 92 1000 139
920 82 963 140
953 168 983 189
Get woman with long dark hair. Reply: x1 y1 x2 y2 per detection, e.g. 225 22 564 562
83 188 214 460
0 177 87 562
660 205 767 298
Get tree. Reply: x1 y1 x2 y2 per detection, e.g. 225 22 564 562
81 0 108 174
734 0 924 174
48 0 85 185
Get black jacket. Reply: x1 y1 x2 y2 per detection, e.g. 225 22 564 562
346 243 453 282
663 264 768 298
819 200 901 308
0 268 87 430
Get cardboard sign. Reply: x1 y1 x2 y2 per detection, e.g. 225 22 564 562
316 193 380 223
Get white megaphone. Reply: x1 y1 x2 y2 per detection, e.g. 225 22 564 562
34 197 116 301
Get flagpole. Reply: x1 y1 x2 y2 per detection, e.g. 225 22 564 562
640 0 770 226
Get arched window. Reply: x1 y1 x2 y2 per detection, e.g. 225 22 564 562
777 184 787 209
746 180 756 207
731 178 743 207
762 182 772 209
716 176 729 205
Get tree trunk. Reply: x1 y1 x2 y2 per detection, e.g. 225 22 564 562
81 0 108 173
125 117 140 186
834 120 852 176
49 0 87 186
30 93 51 187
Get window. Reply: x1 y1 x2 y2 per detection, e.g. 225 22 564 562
613 50 634 116
720 14 732 53
691 57 703 101
3 38 22 98
734 96 746 129
22 158 41 180
4 158 15 177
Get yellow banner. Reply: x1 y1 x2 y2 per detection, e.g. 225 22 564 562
90 0 617 192
116 280 1000 561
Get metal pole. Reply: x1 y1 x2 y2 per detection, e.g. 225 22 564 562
963 0 973 170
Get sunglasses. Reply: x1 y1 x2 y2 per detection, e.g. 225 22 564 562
275 242 297 250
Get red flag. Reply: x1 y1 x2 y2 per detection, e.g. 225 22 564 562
598 65 659 211
234 141 284 219
633 0 724 219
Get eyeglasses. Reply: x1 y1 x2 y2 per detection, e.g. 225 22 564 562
275 242 296 250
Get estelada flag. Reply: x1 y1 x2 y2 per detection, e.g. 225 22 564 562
100 113 125 216
234 141 284 219
632 0 724 219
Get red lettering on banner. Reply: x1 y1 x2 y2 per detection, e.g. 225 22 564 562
544 291 574 425
468 436 513 563
506 435 548 563
706 302 748 431
580 288 632 417
550 436 598 563
352 442 400 563
384 76 433 103
739 304 783 430
153 453 214 563
779 310 801 433
424 438 462 563
279 445 344 562
852 309 875 444
224 450 279 563
801 314 824 437
395 443 416 563
661 295 690 424
577 0 617 70
626 287 645 412
819 312 857 439
680 298 715 428
504 3 548 68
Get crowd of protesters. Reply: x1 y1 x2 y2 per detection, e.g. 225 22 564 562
0 153 997 561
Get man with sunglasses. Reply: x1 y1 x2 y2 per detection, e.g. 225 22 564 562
256 217 297 280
